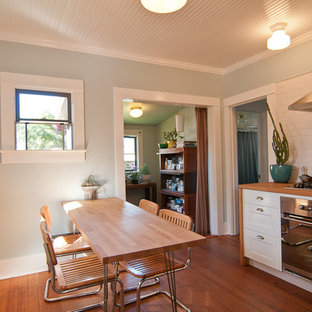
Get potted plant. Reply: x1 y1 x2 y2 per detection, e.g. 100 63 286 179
128 166 140 184
266 103 292 183
140 163 151 182
163 129 178 148
81 175 101 200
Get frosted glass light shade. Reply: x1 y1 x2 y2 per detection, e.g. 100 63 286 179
130 105 143 118
141 0 187 13
267 29 290 50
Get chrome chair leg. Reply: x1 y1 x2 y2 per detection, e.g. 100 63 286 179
44 278 103 302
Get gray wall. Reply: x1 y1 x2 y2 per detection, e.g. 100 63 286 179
0 40 222 260
224 40 312 97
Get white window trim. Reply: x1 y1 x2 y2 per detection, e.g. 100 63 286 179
0 72 86 164
124 129 143 170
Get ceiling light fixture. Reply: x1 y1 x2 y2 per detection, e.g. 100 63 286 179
141 0 187 14
267 22 290 50
129 104 143 118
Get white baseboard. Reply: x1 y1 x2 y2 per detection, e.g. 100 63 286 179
0 253 47 280
249 259 312 293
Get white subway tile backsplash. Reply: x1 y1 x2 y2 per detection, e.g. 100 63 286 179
275 73 312 180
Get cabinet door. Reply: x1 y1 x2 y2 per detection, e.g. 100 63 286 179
244 229 282 271
244 203 281 237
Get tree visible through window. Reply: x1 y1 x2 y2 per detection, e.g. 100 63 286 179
15 89 72 150
124 136 137 171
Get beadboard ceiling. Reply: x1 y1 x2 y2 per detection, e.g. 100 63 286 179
1 0 312 73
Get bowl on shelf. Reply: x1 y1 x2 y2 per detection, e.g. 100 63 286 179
158 143 168 149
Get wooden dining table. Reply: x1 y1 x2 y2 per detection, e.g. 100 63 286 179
62 197 206 311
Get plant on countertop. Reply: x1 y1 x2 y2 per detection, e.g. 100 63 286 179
266 102 289 165
140 163 150 175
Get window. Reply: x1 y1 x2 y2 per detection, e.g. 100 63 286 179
0 72 85 164
124 136 137 171
123 130 143 171
15 90 73 151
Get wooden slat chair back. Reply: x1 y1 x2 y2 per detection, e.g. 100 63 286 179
40 205 91 256
40 205 53 232
40 220 124 311
120 209 193 311
159 209 193 230
139 199 160 215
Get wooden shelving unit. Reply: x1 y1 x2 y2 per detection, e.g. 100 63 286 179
158 147 197 220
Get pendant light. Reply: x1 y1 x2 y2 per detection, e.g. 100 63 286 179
141 0 187 14
267 22 290 50
129 104 143 118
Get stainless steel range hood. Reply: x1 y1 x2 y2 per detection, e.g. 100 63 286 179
288 92 312 112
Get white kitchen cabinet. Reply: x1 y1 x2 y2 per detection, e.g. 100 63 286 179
243 189 282 271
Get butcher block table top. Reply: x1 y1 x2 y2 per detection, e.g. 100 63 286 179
62 197 206 264
239 182 312 198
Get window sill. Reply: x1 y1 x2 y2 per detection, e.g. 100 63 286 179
0 150 86 164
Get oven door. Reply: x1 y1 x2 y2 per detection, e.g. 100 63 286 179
281 213 312 280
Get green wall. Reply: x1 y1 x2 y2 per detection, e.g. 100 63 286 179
156 107 197 144
0 40 221 261
124 124 159 205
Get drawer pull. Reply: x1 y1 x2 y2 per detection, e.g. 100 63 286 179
257 235 264 240
256 208 264 212
256 196 264 201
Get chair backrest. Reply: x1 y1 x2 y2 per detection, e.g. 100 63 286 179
40 205 53 232
159 209 193 231
40 220 57 266
139 199 160 215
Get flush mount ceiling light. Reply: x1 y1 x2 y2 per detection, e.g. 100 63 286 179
129 104 143 118
141 0 187 13
267 22 290 50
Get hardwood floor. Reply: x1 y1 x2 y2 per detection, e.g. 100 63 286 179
0 236 311 311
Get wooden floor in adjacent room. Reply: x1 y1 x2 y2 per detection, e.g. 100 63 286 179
0 236 311 312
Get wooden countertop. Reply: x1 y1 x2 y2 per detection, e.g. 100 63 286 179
239 182 312 198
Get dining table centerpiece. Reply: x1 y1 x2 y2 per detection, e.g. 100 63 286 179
81 175 101 200
266 102 292 183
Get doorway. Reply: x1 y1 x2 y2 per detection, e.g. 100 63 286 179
113 87 224 234
235 99 268 185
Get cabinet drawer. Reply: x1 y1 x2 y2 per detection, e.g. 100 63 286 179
243 189 280 209
243 203 281 237
244 229 281 270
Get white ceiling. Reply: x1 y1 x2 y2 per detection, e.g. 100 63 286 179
1 0 312 73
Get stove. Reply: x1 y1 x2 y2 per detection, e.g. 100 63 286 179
281 196 312 281
284 182 312 190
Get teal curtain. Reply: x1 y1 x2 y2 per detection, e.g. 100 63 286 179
237 131 258 184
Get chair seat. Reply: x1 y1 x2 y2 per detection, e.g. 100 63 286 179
55 255 115 291
53 234 91 255
120 253 185 279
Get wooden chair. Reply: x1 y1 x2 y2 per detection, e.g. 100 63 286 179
120 209 193 312
40 220 124 311
139 199 159 215
40 205 91 256
120 199 160 294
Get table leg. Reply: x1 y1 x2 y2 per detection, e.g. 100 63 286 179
103 263 108 312
164 251 177 312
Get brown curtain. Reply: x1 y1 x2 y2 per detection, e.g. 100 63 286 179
195 107 210 235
